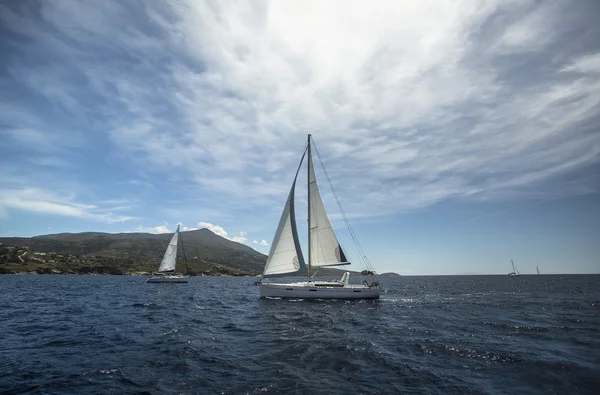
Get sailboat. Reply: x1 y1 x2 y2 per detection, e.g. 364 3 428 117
147 225 190 283
508 259 520 276
536 266 541 275
258 134 380 299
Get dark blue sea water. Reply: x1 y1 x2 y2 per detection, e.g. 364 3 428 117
0 274 599 394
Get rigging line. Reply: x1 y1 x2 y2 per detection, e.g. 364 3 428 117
312 138 376 274
311 139 375 272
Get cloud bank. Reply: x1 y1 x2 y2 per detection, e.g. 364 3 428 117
0 188 134 223
197 222 248 243
1 0 598 229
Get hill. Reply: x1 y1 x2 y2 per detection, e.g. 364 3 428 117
0 229 266 275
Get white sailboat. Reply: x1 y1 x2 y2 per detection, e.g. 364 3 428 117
536 266 541 275
258 134 380 299
508 259 520 276
147 225 190 283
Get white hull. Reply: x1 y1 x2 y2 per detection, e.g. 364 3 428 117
260 282 380 300
147 274 190 283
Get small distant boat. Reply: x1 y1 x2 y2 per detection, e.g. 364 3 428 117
257 134 380 299
147 225 190 283
508 259 520 276
536 266 541 275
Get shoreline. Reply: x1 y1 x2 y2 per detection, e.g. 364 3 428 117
0 271 256 277
0 243 260 277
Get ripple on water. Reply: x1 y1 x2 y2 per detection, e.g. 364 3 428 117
0 274 598 394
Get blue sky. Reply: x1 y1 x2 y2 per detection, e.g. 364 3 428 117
0 0 598 275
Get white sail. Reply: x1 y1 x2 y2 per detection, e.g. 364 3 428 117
263 159 307 277
158 228 179 272
308 149 348 268
258 134 380 299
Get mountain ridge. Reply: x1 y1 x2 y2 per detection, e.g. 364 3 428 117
0 228 267 275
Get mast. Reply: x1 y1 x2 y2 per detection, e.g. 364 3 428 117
307 133 312 281
178 225 189 274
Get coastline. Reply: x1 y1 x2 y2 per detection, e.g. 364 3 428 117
0 244 259 277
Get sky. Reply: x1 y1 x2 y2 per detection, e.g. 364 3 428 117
0 0 599 275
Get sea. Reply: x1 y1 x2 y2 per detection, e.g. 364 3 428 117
0 274 598 395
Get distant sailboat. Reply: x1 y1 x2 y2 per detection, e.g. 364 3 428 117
508 259 520 276
147 225 190 283
257 134 380 299
536 266 541 275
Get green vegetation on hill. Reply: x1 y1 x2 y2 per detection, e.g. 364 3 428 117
0 229 267 276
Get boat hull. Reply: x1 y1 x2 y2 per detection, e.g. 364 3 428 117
146 275 190 283
260 282 380 299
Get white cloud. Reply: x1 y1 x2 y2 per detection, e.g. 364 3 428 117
197 222 248 244
196 222 227 238
132 222 250 242
0 188 135 223
561 53 600 74
131 223 200 234
229 234 248 244
253 240 269 247
492 1 556 54
1 0 599 227
134 224 171 234
117 1 599 213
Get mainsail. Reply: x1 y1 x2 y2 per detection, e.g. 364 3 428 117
511 260 519 275
158 227 179 272
308 139 348 268
262 153 307 278
262 136 349 279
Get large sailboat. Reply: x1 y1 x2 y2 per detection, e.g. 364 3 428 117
508 259 520 277
147 225 190 283
258 134 380 299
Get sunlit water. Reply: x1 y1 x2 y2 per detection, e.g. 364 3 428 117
1 274 598 394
